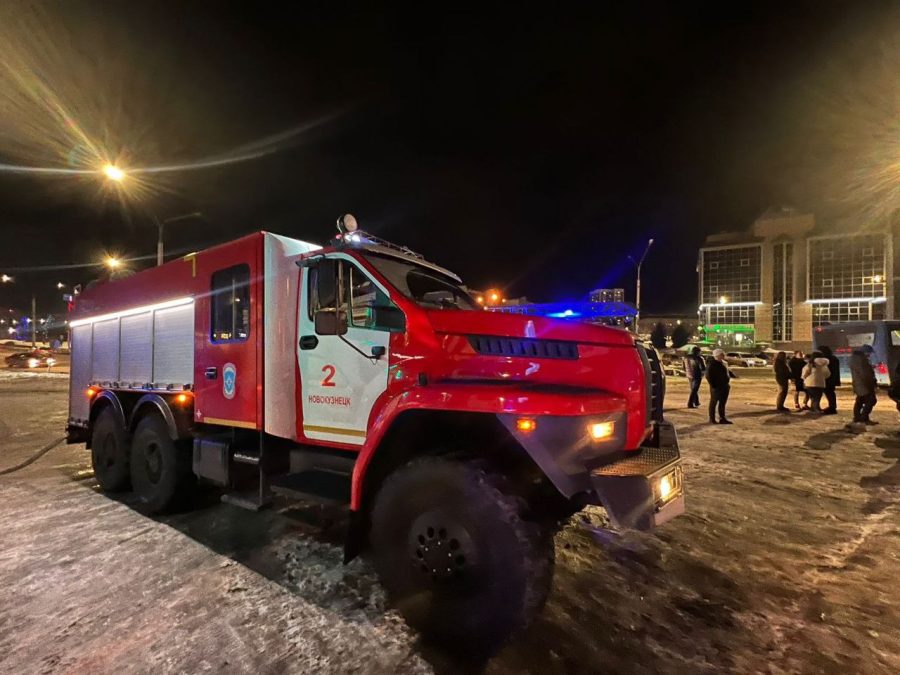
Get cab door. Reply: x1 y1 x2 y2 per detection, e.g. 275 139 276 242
297 255 403 445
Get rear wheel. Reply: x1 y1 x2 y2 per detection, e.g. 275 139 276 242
370 458 554 656
90 407 131 492
130 414 195 513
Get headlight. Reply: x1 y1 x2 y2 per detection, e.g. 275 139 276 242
653 468 682 504
27 358 39 368
588 421 615 441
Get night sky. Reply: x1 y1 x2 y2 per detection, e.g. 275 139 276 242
1 1 899 315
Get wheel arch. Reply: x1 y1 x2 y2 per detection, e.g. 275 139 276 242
87 391 127 449
130 394 184 440
345 409 538 562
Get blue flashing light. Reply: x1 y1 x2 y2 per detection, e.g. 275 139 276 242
548 309 580 318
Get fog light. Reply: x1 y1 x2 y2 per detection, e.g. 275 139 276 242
659 475 672 501
588 421 614 441
516 418 537 433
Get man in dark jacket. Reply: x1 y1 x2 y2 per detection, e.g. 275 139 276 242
684 346 706 408
849 347 877 425
773 351 791 412
706 348 733 424
820 345 841 415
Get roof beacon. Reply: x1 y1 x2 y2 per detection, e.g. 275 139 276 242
337 213 363 243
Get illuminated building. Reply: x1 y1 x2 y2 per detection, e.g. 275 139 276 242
698 207 893 349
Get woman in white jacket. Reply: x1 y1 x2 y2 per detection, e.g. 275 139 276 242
801 352 831 412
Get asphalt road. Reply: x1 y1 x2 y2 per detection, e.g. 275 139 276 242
0 371 898 674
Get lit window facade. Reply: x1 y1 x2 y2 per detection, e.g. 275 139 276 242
700 245 762 305
807 234 887 300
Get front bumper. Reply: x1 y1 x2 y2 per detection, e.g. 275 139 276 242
590 421 685 531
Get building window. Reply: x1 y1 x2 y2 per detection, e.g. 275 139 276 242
211 264 251 342
808 234 887 301
811 301 872 328
700 245 762 305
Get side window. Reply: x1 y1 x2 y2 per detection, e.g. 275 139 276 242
211 264 250 342
308 258 340 318
349 265 392 328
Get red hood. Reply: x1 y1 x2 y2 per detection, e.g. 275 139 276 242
425 310 635 346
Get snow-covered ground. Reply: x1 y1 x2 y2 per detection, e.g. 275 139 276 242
0 376 897 673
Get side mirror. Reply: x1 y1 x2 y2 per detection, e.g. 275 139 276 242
372 305 406 332
315 310 348 336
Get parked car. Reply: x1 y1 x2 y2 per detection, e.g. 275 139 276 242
725 352 767 367
4 349 57 369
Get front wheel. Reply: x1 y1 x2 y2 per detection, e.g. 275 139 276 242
130 414 195 514
370 458 555 656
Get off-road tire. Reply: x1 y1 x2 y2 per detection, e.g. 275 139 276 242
130 414 195 514
370 457 555 656
90 407 131 492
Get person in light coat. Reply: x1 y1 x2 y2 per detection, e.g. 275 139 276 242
801 352 830 413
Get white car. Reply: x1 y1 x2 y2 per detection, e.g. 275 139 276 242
725 352 767 367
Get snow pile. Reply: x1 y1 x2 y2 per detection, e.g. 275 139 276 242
0 370 68 380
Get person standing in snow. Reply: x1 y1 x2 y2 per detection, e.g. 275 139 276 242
684 346 706 408
706 348 734 424
820 345 840 415
788 350 808 410
801 352 830 413
849 347 878 425
773 351 791 412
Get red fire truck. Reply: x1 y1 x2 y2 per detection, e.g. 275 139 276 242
66 217 684 652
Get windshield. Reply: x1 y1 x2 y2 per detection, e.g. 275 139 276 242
362 253 476 310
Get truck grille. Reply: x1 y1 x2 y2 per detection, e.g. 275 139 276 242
639 344 666 423
468 335 579 360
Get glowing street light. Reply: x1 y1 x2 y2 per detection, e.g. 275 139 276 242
719 295 728 305
1 274 12 283
105 256 122 270
102 164 126 182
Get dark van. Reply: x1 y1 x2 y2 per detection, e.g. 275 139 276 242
813 321 900 386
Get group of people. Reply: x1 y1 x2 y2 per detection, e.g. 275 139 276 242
772 346 879 425
683 344 882 427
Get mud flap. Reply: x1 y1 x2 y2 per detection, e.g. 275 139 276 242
590 444 684 531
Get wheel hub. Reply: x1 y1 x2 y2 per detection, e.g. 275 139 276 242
408 512 476 582
144 443 162 483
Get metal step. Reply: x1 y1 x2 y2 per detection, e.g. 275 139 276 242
269 469 351 505
233 451 260 466
221 491 272 511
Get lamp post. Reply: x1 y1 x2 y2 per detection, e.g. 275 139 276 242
155 212 203 266
628 238 655 332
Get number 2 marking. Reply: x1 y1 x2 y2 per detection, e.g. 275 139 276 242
321 364 336 387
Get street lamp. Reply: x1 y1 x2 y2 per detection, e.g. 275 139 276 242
627 238 655 330
1 274 12 283
102 164 126 182
105 256 121 270
155 211 204 266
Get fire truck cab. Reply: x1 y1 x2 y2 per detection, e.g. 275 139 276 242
67 218 684 652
